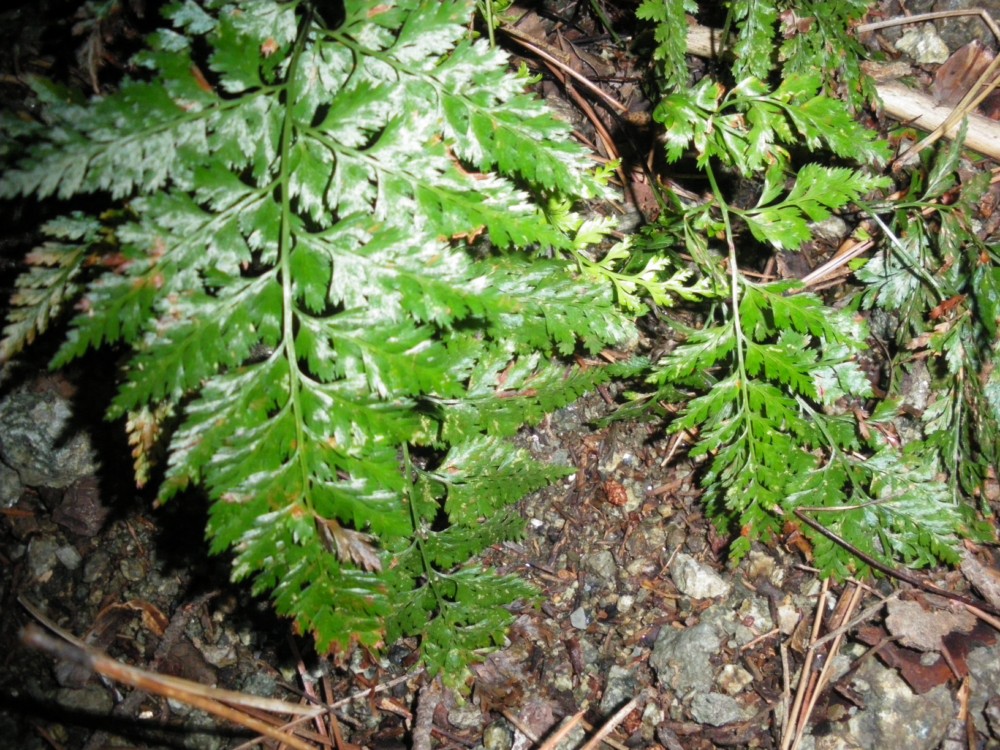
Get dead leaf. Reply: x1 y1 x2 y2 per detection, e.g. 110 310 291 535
885 595 975 652
471 648 529 712
857 620 996 693
603 479 629 506
933 41 994 106
318 518 383 572
960 549 1000 609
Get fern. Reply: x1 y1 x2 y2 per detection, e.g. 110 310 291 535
857 125 1000 510
0 0 686 682
8 0 997 683
728 0 780 81
636 0 697 90
777 0 877 108
633 0 994 575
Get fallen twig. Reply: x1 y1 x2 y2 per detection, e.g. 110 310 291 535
858 9 1000 165
579 697 638 750
792 508 1000 620
791 582 864 750
411 677 442 750
536 710 587 750
20 623 319 750
877 80 1000 163
780 577 830 750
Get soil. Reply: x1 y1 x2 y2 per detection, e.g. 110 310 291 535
0 365 830 750
4 367 1000 750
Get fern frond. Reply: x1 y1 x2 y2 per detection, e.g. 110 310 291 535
2 0 645 676
0 215 97 361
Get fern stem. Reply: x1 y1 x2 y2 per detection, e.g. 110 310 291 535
277 7 315 512
401 443 446 609
484 0 496 47
942 382 964 479
705 161 757 472
867 211 945 304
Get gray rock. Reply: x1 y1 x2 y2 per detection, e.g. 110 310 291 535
120 556 146 582
83 549 111 584
0 461 22 507
511 698 558 750
967 642 1000 738
899 360 933 414
732 596 773 646
599 665 638 715
239 670 280 701
449 704 482 730
896 25 950 64
985 695 1000 739
650 619 721 694
813 734 864 750
810 217 848 244
716 664 753 695
901 0 1000 53
832 655 954 750
745 549 783 588
584 550 618 583
26 537 59 581
776 601 800 634
54 544 82 570
689 692 750 726
0 386 98 488
671 553 732 599
598 447 637 474
483 720 514 750
55 685 113 716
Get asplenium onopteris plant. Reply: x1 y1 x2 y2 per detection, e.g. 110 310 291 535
856 127 1000 535
0 0 667 680
629 1 992 578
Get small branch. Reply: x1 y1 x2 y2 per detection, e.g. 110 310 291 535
793 509 1000 620
857 4 1000 161
780 577 830 750
877 80 1000 163
21 623 313 750
790 582 864 750
536 710 587 750
411 677 442 750
579 697 638 750
20 598 320 715
500 25 629 115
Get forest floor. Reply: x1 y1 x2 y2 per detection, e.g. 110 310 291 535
4 1 1000 749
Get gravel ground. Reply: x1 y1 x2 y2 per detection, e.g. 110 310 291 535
3 373 1000 749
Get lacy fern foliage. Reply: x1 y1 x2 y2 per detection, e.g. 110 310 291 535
0 0 643 678
857 127 1000 515
633 0 995 575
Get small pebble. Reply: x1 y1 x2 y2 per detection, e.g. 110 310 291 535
55 545 81 570
120 557 146 582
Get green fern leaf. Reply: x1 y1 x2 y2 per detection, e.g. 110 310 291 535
636 0 698 89
434 436 572 525
0 215 96 361
2 0 649 677
729 0 779 80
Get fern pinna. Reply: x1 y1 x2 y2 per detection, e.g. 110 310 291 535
0 0 644 680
